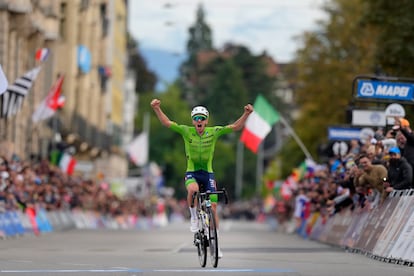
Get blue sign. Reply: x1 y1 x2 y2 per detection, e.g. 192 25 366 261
356 80 414 101
77 45 91 73
328 127 361 141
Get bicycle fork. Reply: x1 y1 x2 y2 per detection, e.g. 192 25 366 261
193 210 209 247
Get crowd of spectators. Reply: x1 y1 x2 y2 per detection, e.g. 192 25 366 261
286 117 414 234
3 117 414 233
0 153 166 223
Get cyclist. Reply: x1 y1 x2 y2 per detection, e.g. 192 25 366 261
150 98 253 258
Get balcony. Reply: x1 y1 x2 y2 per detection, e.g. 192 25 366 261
47 113 112 153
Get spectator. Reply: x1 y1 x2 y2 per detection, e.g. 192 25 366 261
394 118 414 187
293 187 310 235
381 129 397 152
326 160 357 214
0 156 8 172
384 146 413 192
354 154 388 209
366 144 384 165
348 139 360 156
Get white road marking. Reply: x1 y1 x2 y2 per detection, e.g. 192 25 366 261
0 268 295 273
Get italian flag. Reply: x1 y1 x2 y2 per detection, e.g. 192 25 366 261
59 152 77 175
240 95 280 153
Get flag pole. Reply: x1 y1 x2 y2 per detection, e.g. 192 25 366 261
235 140 244 200
143 112 150 166
256 142 264 194
279 115 314 161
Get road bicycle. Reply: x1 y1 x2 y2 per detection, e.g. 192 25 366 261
191 188 228 268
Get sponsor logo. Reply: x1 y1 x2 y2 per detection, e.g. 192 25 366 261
360 83 375 96
357 80 413 101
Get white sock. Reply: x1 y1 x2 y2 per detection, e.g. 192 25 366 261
189 207 197 219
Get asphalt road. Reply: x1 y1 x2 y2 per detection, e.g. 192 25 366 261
0 219 412 276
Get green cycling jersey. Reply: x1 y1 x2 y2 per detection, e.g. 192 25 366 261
169 122 233 172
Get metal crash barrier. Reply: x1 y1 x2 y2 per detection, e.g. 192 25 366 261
0 207 168 239
307 189 414 266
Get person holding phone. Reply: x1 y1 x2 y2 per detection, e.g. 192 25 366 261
384 146 413 193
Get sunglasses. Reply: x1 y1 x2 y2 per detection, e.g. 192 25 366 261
192 115 207 121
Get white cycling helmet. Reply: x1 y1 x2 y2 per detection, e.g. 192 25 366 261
191 106 209 118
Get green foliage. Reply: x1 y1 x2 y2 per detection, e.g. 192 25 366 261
282 0 379 165
136 86 190 198
240 148 260 198
127 33 157 93
363 0 414 77
361 0 414 121
211 141 236 194
133 0 414 201
230 46 276 103
205 59 248 124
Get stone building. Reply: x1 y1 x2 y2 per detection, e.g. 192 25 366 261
0 0 132 178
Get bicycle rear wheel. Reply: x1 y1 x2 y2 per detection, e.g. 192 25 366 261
207 209 219 267
195 231 207 267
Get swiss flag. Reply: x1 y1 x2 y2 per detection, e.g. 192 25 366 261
32 75 65 123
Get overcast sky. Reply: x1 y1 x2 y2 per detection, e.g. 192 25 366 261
128 0 328 63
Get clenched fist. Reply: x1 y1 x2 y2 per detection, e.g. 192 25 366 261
151 99 161 109
244 104 254 114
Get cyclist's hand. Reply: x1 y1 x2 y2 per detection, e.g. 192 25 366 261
244 104 253 114
151 99 161 109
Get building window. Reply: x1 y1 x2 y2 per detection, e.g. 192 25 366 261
59 3 66 40
100 4 109 37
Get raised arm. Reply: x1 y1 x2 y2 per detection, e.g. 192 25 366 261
227 104 254 131
150 99 173 128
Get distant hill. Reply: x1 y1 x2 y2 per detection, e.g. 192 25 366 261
140 47 186 92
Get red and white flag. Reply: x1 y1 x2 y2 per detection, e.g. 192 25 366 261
59 152 76 175
240 95 280 153
32 75 65 123
35 48 50 62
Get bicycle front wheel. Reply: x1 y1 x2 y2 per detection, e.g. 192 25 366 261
207 209 218 267
195 231 207 267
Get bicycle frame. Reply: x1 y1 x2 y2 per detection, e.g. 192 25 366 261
192 189 228 268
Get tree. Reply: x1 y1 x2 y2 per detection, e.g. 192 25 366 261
138 86 190 198
127 33 157 93
229 45 276 104
362 0 414 120
363 0 414 77
186 4 213 56
281 0 379 171
179 4 214 106
203 59 248 124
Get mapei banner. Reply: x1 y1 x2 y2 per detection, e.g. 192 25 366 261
356 80 414 102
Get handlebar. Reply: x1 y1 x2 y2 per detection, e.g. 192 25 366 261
190 188 229 208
